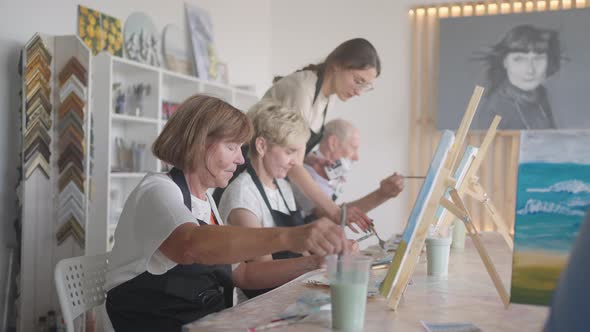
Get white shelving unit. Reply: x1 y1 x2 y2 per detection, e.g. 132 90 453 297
88 52 259 254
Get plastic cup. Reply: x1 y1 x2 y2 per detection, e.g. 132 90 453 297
451 219 466 250
425 236 452 278
326 255 372 331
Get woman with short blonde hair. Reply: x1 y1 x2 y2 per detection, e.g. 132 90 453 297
219 101 327 301
247 101 310 157
105 95 349 331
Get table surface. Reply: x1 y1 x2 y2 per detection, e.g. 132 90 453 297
184 233 549 331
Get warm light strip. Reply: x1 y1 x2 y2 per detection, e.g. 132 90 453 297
487 3 499 13
475 3 486 15
463 4 474 15
500 2 512 13
411 0 588 19
525 1 535 11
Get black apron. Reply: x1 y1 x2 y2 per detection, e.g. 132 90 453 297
106 168 233 332
305 69 330 155
241 163 305 299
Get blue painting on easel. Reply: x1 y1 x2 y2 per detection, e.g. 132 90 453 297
511 130 590 306
380 130 455 298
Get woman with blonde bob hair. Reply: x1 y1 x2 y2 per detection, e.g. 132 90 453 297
219 101 355 300
105 95 349 331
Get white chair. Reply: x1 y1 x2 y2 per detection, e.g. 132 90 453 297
54 253 111 331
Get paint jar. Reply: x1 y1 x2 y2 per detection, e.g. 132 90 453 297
452 219 467 250
426 235 452 278
326 255 372 331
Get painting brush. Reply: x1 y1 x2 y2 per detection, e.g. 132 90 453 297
337 203 347 278
356 232 375 243
246 314 309 331
404 175 426 179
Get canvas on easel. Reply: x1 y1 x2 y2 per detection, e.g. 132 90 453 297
510 130 590 306
379 86 483 308
380 86 512 310
379 129 455 300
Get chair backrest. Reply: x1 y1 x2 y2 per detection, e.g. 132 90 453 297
54 253 108 331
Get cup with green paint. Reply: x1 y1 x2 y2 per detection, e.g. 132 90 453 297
326 255 372 331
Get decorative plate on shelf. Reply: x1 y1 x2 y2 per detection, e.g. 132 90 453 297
123 12 160 66
162 24 193 76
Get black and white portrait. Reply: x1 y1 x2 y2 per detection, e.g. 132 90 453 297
437 9 590 130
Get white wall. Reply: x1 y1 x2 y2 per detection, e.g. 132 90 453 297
270 0 417 242
0 0 271 327
0 0 466 327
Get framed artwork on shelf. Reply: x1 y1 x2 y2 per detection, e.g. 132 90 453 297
185 3 217 80
78 5 122 56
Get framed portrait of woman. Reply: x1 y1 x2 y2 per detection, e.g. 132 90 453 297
437 8 590 130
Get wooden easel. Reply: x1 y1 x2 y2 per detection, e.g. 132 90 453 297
435 116 514 250
439 188 510 306
385 86 510 309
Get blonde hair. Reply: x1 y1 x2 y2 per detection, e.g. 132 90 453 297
152 95 253 172
247 101 310 157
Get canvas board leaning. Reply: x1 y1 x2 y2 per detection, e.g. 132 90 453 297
511 130 590 306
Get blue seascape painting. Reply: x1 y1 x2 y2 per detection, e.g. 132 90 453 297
511 130 590 306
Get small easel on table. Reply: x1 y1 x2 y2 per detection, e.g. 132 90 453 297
382 86 511 310
434 122 514 250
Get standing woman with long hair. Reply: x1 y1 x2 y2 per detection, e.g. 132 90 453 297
254 38 382 230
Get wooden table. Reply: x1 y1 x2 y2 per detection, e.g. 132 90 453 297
184 233 549 331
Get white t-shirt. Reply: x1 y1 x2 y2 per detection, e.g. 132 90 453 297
259 70 331 133
105 172 223 291
218 171 297 228
218 171 297 303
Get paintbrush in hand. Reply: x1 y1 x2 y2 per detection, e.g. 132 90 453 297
337 203 347 278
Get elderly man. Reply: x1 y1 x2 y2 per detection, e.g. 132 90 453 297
292 119 404 222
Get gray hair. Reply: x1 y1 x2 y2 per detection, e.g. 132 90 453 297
322 119 356 142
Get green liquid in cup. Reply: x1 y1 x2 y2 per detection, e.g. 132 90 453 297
330 282 368 331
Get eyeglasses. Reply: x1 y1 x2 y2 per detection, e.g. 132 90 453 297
352 73 374 93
